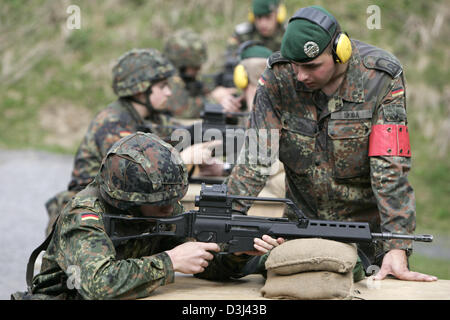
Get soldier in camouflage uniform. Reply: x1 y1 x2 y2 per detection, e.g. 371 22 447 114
225 6 437 282
163 29 241 118
15 132 281 300
45 48 221 236
226 0 286 64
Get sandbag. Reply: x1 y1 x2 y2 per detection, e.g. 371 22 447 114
260 270 353 300
265 238 357 275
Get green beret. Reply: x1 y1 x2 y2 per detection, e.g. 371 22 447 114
281 6 337 62
241 45 273 60
252 0 279 16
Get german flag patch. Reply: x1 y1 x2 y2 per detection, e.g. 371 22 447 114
391 88 404 98
258 76 266 86
81 213 100 222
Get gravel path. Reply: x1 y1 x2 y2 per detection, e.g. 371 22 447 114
0 149 73 299
0 149 448 299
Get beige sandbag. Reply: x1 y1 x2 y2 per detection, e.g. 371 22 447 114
260 270 353 300
265 238 357 275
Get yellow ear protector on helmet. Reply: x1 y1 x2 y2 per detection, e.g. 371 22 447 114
288 7 352 64
248 3 287 24
233 40 263 89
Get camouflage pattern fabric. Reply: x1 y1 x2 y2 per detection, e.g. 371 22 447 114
164 71 213 119
226 40 416 261
226 22 285 60
97 132 189 210
31 133 251 299
163 29 207 69
112 48 175 97
69 99 175 192
163 29 215 119
45 98 176 235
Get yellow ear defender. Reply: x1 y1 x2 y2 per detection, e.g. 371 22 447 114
233 64 249 89
248 11 255 23
248 4 287 24
333 32 352 64
276 4 287 23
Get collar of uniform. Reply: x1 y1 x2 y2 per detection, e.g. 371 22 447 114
336 41 365 103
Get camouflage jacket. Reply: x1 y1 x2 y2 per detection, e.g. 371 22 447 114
226 40 416 255
226 22 285 58
68 98 175 192
164 72 215 119
32 181 251 300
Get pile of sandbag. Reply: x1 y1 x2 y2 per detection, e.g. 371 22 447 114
260 238 358 300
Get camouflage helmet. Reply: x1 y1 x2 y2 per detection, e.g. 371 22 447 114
97 132 188 211
163 29 207 69
112 48 175 97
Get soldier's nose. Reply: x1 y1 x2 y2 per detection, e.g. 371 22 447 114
297 72 309 82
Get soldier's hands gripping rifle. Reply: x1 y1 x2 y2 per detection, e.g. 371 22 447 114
103 184 433 255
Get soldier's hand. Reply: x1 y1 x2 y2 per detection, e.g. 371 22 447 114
210 86 243 113
373 249 438 281
165 242 220 274
180 140 223 165
235 235 285 256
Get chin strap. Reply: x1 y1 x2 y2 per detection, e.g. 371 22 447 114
126 86 159 121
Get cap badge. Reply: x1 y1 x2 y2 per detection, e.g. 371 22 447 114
304 41 320 58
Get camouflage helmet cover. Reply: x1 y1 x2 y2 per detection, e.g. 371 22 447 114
163 29 207 69
97 132 188 211
112 48 175 97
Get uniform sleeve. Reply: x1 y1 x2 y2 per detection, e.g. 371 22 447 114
93 116 134 157
369 74 416 253
225 69 282 211
69 112 134 191
58 209 174 300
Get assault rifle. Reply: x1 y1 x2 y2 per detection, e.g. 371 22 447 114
103 184 433 254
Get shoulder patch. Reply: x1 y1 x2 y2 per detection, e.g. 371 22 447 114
235 22 253 35
267 51 290 68
363 55 403 78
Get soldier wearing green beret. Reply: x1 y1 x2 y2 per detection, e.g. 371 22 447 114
13 132 283 299
225 5 437 282
227 0 287 54
219 0 287 113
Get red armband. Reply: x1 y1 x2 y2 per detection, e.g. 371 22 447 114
369 125 411 157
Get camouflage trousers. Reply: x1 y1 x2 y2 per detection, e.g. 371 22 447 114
44 190 77 236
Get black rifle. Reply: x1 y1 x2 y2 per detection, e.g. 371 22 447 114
207 56 239 88
139 103 249 164
103 184 433 254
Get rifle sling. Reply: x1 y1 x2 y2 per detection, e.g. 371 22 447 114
26 216 59 293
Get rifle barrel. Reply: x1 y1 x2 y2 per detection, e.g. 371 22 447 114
371 232 433 242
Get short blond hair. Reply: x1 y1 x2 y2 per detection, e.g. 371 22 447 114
240 58 268 86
